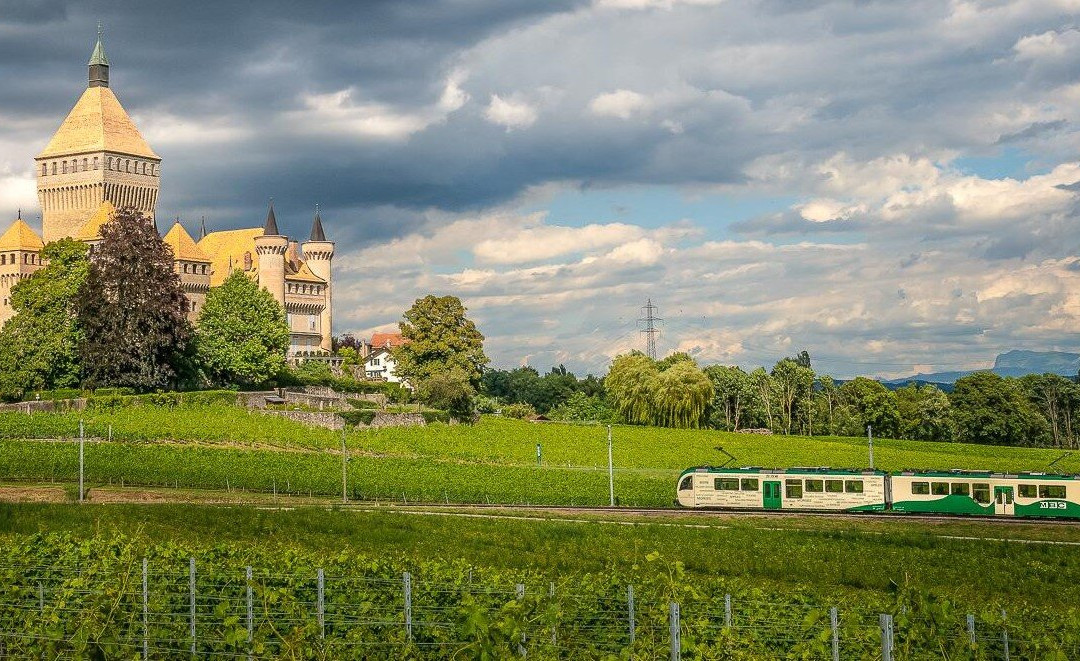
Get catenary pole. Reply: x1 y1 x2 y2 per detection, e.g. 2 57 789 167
607 425 615 507
867 425 874 469
79 419 85 502
341 427 348 504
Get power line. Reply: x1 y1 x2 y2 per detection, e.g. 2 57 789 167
638 299 662 360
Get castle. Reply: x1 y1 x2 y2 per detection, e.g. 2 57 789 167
0 32 334 358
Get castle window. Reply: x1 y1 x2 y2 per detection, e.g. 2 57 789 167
1 255 5 265
106 157 112 170
82 158 88 171
62 162 67 174
309 315 317 331
93 157 99 170
52 162 57 175
125 160 130 173
41 164 47 176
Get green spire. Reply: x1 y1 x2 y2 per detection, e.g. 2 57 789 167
88 23 109 66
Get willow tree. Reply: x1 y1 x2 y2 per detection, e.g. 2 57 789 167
606 352 657 425
653 361 714 428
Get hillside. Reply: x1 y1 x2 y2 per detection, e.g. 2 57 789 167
882 349 1080 386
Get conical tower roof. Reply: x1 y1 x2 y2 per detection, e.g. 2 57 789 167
0 216 44 251
88 33 109 66
263 200 280 235
163 220 211 262
37 86 159 159
309 205 327 242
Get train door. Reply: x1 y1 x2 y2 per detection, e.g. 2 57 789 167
994 486 1014 516
763 481 782 510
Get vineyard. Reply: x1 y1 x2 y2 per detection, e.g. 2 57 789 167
1 406 1079 507
0 506 1079 658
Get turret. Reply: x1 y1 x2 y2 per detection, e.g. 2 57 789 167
254 200 287 305
88 25 109 88
301 205 334 352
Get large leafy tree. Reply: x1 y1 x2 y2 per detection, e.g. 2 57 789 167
196 270 290 387
839 377 901 438
607 352 712 428
77 206 192 391
705 365 755 431
606 352 657 425
771 358 815 435
895 383 955 442
395 295 489 388
950 372 1050 446
1019 373 1080 448
0 239 89 397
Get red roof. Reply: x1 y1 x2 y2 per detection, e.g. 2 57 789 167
371 332 407 349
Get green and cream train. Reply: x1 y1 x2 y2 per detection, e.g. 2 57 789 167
677 467 1080 519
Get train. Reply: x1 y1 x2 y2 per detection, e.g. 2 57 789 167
676 466 1080 519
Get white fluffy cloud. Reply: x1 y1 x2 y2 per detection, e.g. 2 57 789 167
484 94 538 130
587 89 651 119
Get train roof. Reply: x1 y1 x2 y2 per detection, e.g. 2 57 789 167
896 470 1080 480
678 466 1080 480
679 466 887 477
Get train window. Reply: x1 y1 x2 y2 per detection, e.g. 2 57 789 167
785 479 803 499
679 476 693 491
805 479 824 493
845 480 864 494
911 482 930 495
825 479 843 493
1018 484 1037 498
972 484 990 504
714 478 740 491
740 478 759 491
951 483 970 496
931 482 949 496
1040 485 1067 499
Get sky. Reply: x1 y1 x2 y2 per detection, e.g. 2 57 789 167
1 0 1079 378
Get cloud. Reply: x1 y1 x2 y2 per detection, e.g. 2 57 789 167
484 94 538 129
587 89 651 119
1013 28 1080 62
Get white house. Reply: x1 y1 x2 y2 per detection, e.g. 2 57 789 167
364 348 405 385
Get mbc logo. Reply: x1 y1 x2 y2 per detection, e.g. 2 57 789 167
1039 501 1068 510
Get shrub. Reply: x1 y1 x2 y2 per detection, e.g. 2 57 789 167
340 410 377 427
180 390 240 406
346 398 379 410
502 402 536 419
421 410 451 424
475 395 500 414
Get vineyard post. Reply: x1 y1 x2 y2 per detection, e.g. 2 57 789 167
142 558 148 661
38 581 44 649
669 602 680 661
317 568 325 640
1001 609 1009 661
550 582 557 646
966 614 975 647
627 585 635 645
607 425 614 507
403 572 412 642
516 583 526 656
341 428 347 504
724 593 731 628
78 419 84 503
245 566 253 660
189 557 196 657
829 607 838 661
867 425 874 469
879 614 893 661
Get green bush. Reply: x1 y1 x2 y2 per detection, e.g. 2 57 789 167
421 410 451 424
346 398 379 410
181 390 240 406
93 387 136 397
33 389 83 401
84 395 125 412
340 410 377 427
502 402 536 419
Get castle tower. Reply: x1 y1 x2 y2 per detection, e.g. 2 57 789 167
0 212 46 328
254 201 287 304
301 206 334 351
163 219 212 320
35 29 161 242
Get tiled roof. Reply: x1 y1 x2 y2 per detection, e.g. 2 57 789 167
37 86 159 159
196 228 262 287
76 200 116 241
163 220 211 262
286 261 325 284
371 332 406 349
0 218 44 251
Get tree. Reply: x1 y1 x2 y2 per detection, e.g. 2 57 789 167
839 377 901 438
950 372 1049 446
195 270 290 387
1020 374 1080 448
395 295 488 388
606 352 657 425
652 360 713 428
418 368 476 421
76 206 192 391
0 239 89 397
895 383 955 442
705 365 754 431
771 358 815 435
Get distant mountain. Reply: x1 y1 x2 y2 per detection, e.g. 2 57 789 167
882 350 1080 387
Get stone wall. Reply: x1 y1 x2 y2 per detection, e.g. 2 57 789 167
238 391 280 410
0 398 87 414
366 412 425 429
257 409 345 430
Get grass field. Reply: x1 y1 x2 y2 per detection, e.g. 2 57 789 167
0 503 1077 657
1 406 1078 507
